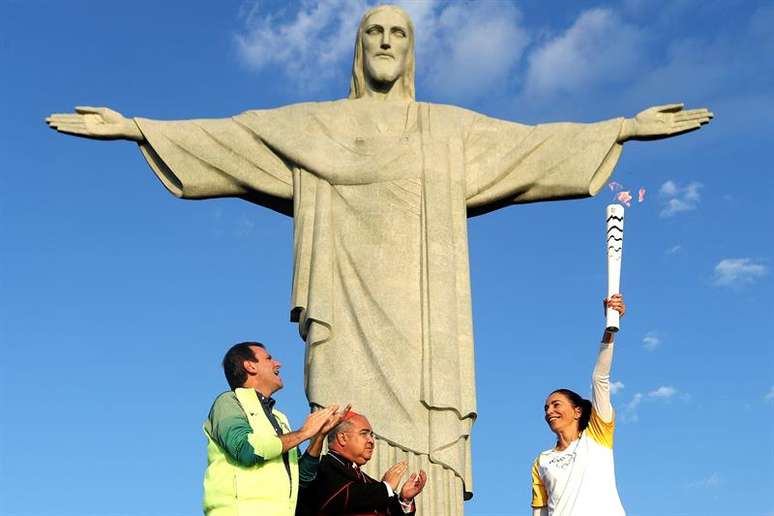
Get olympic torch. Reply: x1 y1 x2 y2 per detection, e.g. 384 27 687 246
606 204 624 331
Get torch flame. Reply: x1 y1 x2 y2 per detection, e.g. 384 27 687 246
607 182 645 207
616 191 633 207
608 181 623 192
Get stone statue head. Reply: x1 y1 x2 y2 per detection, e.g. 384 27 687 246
348 5 416 100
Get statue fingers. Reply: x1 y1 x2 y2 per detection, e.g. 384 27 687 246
48 113 103 132
49 121 87 132
75 106 104 115
669 121 703 135
675 111 714 123
76 106 124 123
52 125 97 138
677 108 713 119
46 116 86 129
47 113 84 122
649 102 684 114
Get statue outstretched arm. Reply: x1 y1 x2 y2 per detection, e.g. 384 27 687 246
46 106 144 142
617 103 713 143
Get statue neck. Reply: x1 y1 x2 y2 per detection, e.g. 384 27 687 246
364 77 409 101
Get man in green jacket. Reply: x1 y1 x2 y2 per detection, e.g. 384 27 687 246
203 341 345 516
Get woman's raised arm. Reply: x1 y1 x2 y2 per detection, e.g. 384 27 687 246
592 294 625 423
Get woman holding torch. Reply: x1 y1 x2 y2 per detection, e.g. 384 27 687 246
530 294 627 516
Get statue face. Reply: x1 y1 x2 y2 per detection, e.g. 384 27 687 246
362 8 410 87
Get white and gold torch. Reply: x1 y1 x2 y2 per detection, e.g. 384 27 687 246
605 204 624 331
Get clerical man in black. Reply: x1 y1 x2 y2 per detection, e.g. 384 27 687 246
297 411 427 515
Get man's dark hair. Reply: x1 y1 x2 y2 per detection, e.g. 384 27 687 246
551 388 593 431
223 341 265 390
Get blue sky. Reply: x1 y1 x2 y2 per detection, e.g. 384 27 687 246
1 1 772 515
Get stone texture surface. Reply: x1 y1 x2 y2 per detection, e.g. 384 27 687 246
45 5 712 514
132 99 623 507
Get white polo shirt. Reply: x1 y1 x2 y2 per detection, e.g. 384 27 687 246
531 408 625 516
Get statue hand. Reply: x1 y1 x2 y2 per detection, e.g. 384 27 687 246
619 103 713 142
46 106 144 142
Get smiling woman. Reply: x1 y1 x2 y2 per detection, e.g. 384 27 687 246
531 294 627 516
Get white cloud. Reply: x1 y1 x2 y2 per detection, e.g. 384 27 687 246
523 8 643 99
688 473 721 489
622 385 683 422
648 385 677 399
234 0 527 99
620 392 642 422
712 258 768 287
659 180 702 217
642 332 661 351
417 1 527 100
610 381 624 395
236 0 366 83
666 245 682 255
625 3 774 122
659 180 678 196
233 216 256 238
765 386 774 402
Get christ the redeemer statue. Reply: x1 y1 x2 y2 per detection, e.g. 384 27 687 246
47 5 712 514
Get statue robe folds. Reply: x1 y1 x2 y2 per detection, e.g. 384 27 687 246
135 100 623 500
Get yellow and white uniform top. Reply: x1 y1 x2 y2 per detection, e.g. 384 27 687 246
531 341 625 516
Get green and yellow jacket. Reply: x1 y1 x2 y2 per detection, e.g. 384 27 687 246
203 387 317 516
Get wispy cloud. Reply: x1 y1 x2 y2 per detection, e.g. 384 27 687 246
712 258 768 287
621 385 681 422
621 392 642 423
642 332 661 351
235 0 365 86
648 385 677 399
234 0 527 99
688 472 721 489
624 3 774 128
415 1 527 100
233 216 256 239
209 208 257 240
765 386 774 402
523 8 643 99
610 381 624 395
666 245 681 255
659 180 702 217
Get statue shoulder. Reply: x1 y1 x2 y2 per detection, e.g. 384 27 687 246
420 102 481 126
238 99 344 117
235 99 347 127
